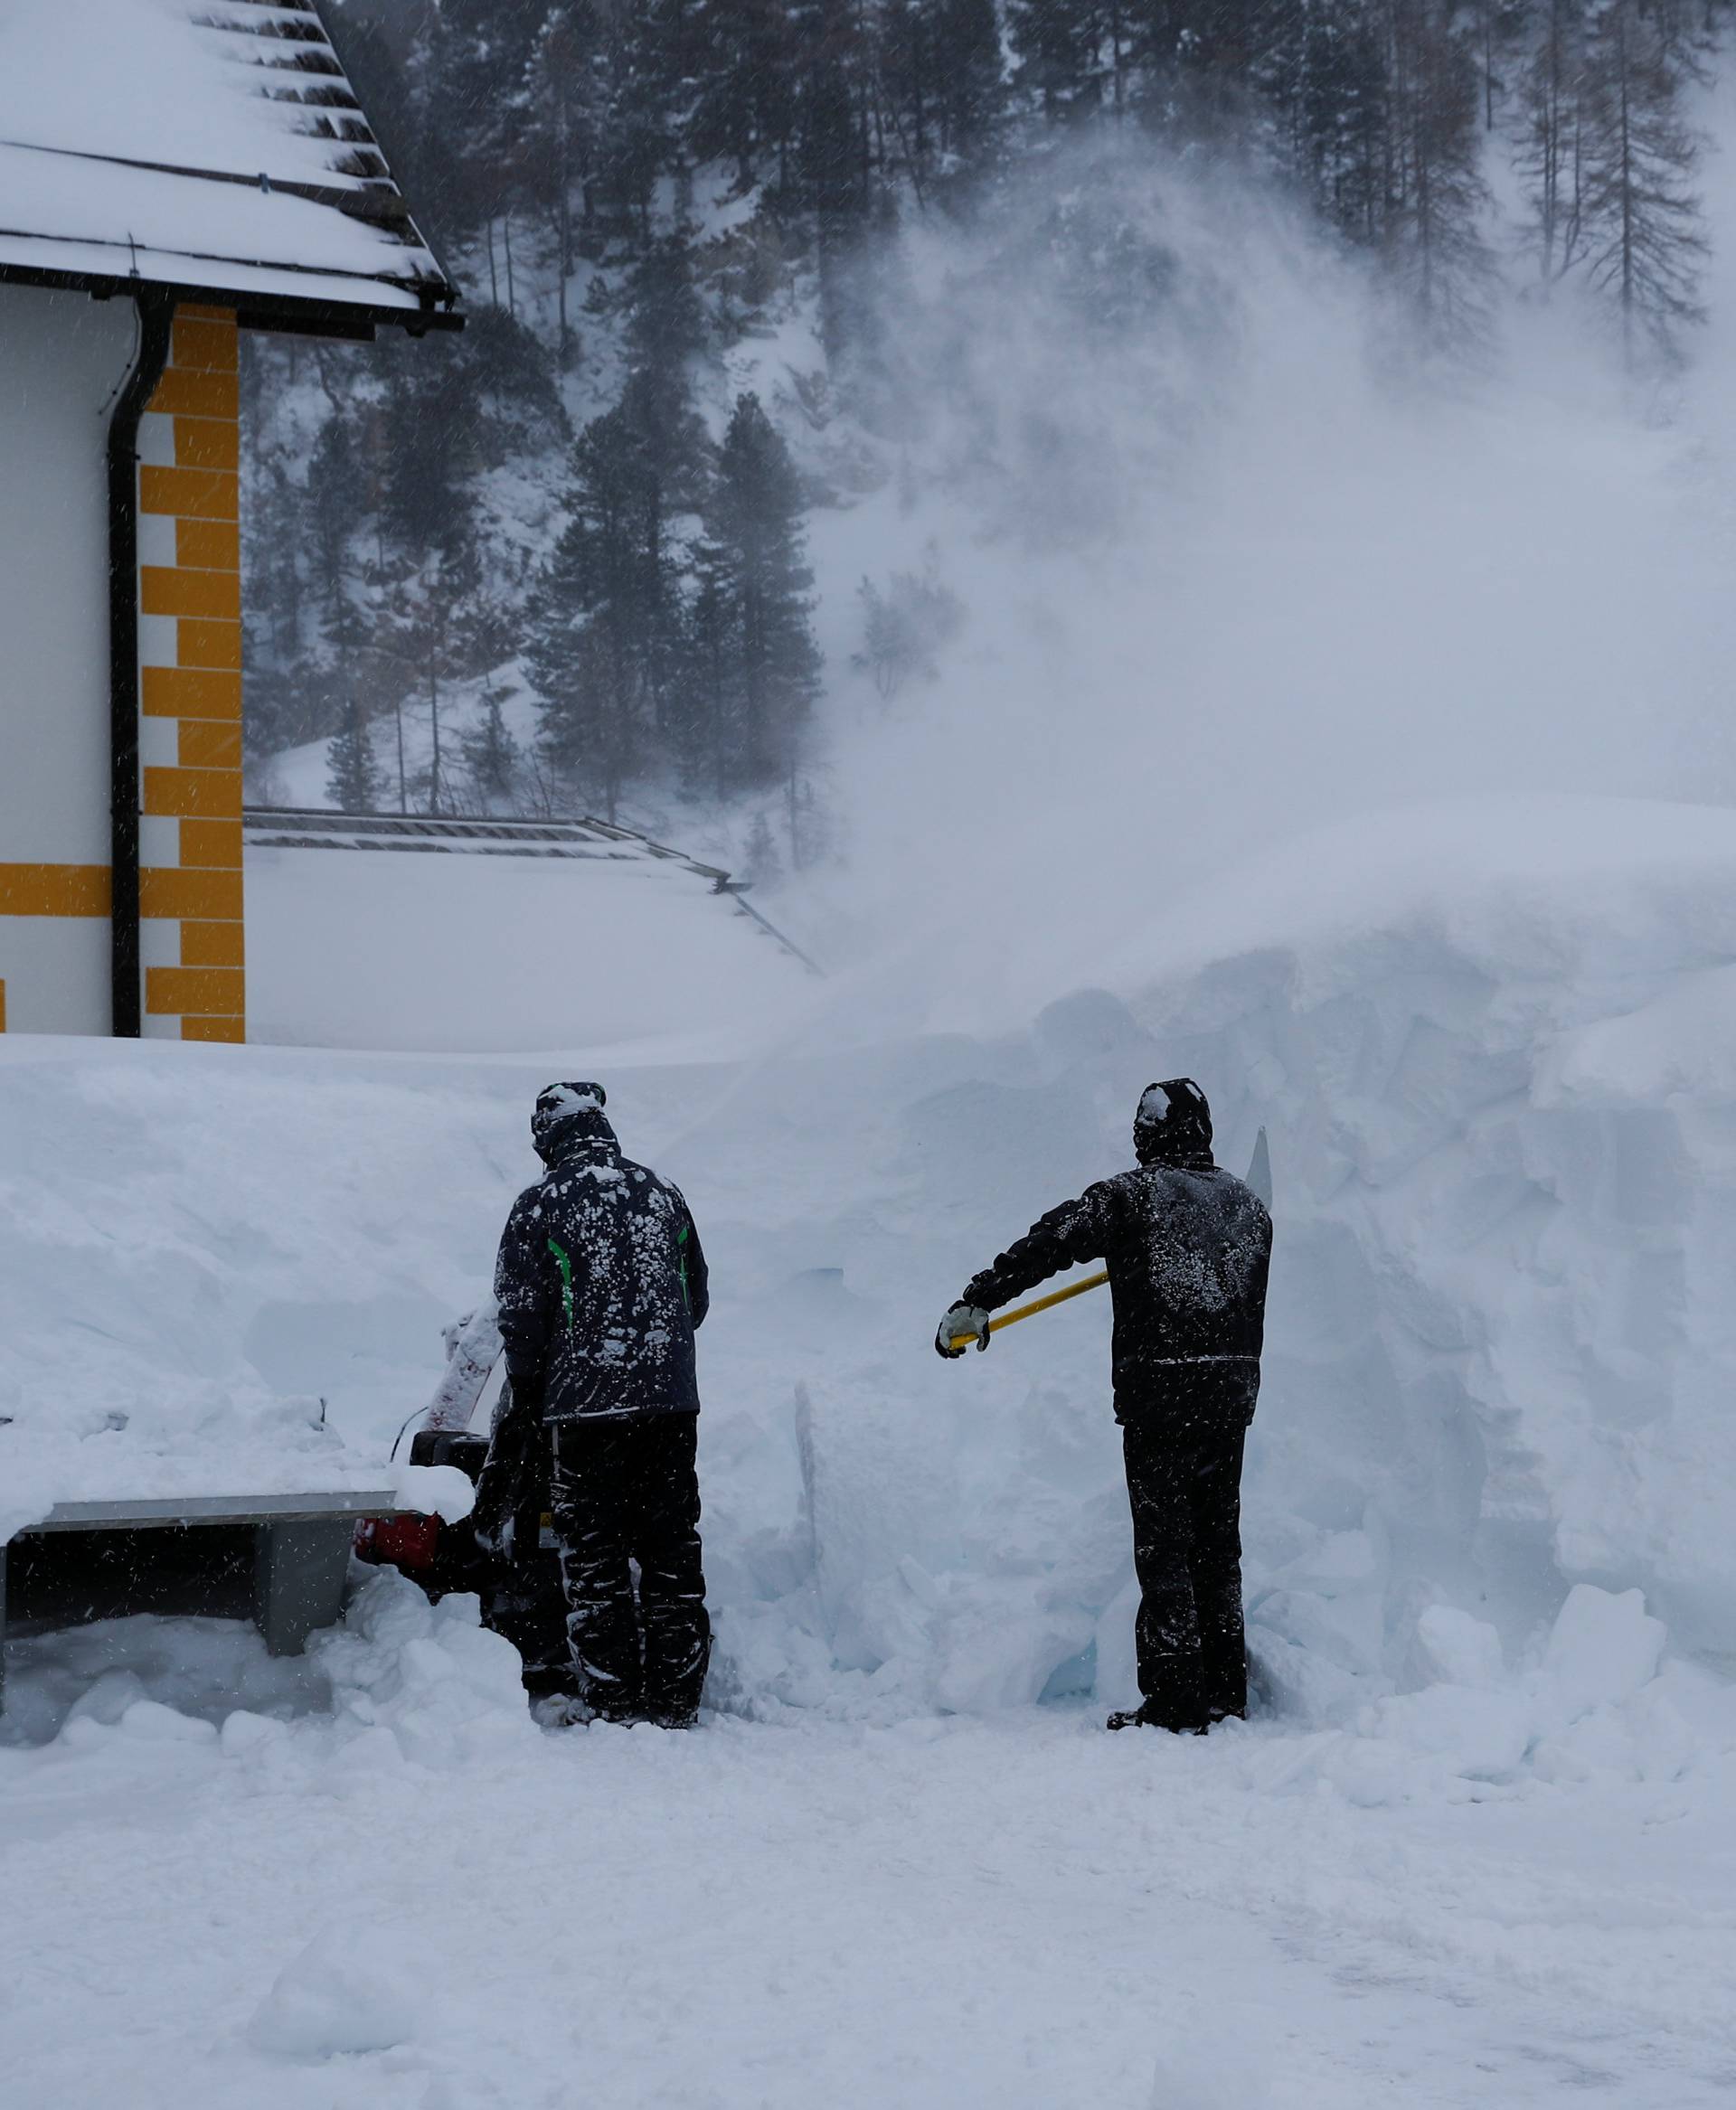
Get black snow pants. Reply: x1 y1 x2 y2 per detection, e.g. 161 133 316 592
548 1414 711 1722
1121 1371 1256 1729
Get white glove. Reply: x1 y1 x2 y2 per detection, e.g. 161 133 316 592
935 1303 991 1359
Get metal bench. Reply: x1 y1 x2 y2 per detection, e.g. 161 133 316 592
0 1489 400 1710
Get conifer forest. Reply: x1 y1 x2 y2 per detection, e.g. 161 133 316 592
243 0 1726 861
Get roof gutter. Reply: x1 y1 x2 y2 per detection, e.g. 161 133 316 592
0 259 462 338
107 288 175 1038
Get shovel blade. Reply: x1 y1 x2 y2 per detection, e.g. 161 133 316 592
1246 1126 1273 1210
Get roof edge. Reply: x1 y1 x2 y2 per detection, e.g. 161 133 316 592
0 257 463 336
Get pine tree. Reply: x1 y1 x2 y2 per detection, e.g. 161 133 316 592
1131 0 1264 136
460 687 524 811
594 0 670 237
796 0 876 363
741 809 784 890
688 0 801 191
1382 0 1493 350
1515 0 1591 282
878 0 1004 193
620 236 712 503
525 4 602 360
684 537 736 800
239 434 318 758
878 0 938 186
458 306 569 467
704 393 824 794
618 0 712 189
786 769 830 871
526 403 669 822
1469 0 1528 128
1255 0 1390 245
370 539 498 817
379 344 468 555
427 0 549 270
1006 0 1107 123
930 0 1007 173
306 411 364 642
326 694 386 812
854 559 966 699
1576 0 1709 363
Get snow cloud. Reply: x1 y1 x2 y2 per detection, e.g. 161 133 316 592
805 138 1736 1023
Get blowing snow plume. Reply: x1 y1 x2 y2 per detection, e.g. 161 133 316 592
807 141 1736 1023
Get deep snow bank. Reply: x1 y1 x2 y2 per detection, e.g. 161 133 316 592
1107 795 1736 1691
3 794 1732 1755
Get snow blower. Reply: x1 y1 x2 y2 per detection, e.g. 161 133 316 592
354 1327 574 1698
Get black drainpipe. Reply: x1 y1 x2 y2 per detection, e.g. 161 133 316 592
106 289 176 1037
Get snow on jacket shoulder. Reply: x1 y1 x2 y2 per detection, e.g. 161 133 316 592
961 1162 1271 1414
493 1136 709 1422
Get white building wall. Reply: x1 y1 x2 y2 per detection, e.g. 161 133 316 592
0 281 139 1032
0 921 110 1031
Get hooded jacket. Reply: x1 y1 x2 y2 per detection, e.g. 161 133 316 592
493 1084 710 1422
958 1079 1272 1420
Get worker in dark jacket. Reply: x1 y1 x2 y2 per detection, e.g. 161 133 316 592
494 1082 712 1728
936 1079 1272 1734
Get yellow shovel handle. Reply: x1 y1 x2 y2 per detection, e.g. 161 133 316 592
950 1269 1109 1350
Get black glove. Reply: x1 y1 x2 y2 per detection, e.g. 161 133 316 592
935 1303 991 1359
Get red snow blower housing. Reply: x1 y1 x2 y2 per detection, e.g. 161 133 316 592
354 1418 572 1696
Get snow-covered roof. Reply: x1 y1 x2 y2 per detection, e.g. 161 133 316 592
242 807 821 1054
0 0 457 331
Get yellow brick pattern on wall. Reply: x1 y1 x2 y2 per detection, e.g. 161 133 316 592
136 306 245 1043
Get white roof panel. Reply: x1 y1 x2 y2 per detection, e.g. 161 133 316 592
242 824 817 1056
0 0 454 324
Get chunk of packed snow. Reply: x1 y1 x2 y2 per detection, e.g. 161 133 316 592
247 1928 424 2059
1411 1606 1505 1689
392 1461 476 1523
1540 1585 1667 1724
308 1571 536 1769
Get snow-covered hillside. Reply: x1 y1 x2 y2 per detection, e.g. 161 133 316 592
248 121 1736 915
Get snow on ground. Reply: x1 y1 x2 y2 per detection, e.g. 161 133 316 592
2 1578 1733 2106
5 791 1736 2102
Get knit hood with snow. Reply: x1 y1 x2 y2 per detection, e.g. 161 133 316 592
532 1081 618 1166
1133 1079 1214 1169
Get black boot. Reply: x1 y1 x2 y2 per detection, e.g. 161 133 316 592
639 1703 700 1730
1106 1700 1208 1735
